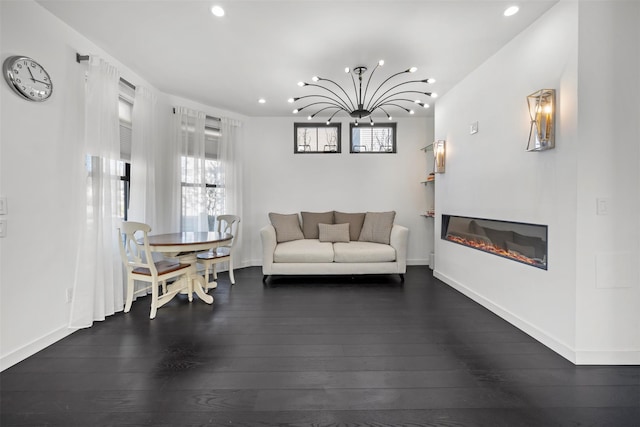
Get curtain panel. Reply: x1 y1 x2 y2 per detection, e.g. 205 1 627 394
69 56 124 328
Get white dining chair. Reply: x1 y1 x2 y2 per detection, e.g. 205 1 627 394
118 221 190 319
197 215 240 288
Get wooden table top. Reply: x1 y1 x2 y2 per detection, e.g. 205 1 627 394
146 232 232 247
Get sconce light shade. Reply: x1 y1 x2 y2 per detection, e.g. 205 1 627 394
434 139 446 173
526 89 555 151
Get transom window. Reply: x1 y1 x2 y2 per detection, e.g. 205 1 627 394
350 123 397 153
294 123 341 153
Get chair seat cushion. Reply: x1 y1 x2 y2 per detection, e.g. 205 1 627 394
133 260 190 276
333 242 396 263
197 247 231 260
274 239 334 263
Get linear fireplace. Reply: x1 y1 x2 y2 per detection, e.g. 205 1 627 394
442 215 548 270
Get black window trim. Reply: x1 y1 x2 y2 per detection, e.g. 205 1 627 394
294 122 342 154
349 122 397 154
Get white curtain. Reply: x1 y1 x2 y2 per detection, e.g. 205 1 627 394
69 56 124 328
172 107 208 232
128 86 157 229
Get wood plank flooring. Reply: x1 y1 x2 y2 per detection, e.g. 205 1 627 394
2 266 639 426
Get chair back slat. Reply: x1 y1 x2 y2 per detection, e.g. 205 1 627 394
118 221 158 276
217 215 240 250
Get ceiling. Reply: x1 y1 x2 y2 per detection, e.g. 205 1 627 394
36 0 558 118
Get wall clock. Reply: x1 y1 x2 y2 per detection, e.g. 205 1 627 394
3 56 53 102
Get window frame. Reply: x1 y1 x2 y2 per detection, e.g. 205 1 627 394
349 122 397 154
294 122 342 154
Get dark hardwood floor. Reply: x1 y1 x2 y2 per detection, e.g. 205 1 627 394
2 266 639 426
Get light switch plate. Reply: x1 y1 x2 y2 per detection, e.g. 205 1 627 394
0 219 6 237
0 197 6 215
470 121 478 135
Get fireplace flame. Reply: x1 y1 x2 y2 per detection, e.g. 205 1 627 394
446 235 545 267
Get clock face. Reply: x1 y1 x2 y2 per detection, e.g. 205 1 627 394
3 56 53 102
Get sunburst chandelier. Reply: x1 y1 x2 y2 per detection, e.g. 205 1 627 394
289 60 437 126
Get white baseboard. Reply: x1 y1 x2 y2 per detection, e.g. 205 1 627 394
433 270 578 364
574 350 640 365
1 325 75 372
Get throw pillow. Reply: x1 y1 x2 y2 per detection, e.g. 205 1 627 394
358 211 396 244
301 211 334 239
334 211 366 241
268 213 304 243
318 223 350 243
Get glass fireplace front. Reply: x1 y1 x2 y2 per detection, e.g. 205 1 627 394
442 215 548 270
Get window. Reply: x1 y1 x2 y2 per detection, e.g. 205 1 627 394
294 123 341 153
350 123 397 153
180 116 225 231
117 79 134 220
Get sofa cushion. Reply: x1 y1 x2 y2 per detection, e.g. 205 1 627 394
269 213 304 243
334 242 396 263
319 223 350 243
301 211 334 239
274 239 335 263
334 211 366 241
358 211 396 244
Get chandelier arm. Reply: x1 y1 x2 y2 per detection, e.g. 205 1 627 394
295 100 349 114
326 109 343 123
368 79 428 111
300 84 351 112
315 80 356 111
365 70 410 110
310 105 344 118
362 62 382 106
370 90 431 111
378 106 393 119
349 72 359 108
374 102 412 113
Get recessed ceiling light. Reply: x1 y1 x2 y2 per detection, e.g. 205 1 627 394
258 98 266 104
211 5 225 17
504 6 519 17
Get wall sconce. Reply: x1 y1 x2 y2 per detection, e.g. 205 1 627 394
434 139 446 173
526 89 555 151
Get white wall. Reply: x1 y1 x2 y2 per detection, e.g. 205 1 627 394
244 117 434 266
434 1 639 364
574 0 640 364
0 0 166 370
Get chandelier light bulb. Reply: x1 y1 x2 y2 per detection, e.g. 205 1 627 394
423 103 430 108
307 115 312 120
431 92 438 98
378 60 385 66
326 121 331 125
427 78 436 84
297 81 305 87
409 110 415 115
409 67 418 73
312 76 319 82
293 109 299 114
414 99 421 103
288 98 294 103
345 67 350 73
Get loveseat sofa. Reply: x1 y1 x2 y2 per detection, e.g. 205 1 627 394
260 211 408 282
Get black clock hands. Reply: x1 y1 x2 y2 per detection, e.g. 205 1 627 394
27 66 36 82
27 66 49 86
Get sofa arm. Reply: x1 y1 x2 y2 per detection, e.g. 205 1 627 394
390 224 409 273
260 224 277 275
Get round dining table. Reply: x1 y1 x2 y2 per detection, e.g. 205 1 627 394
145 232 233 305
